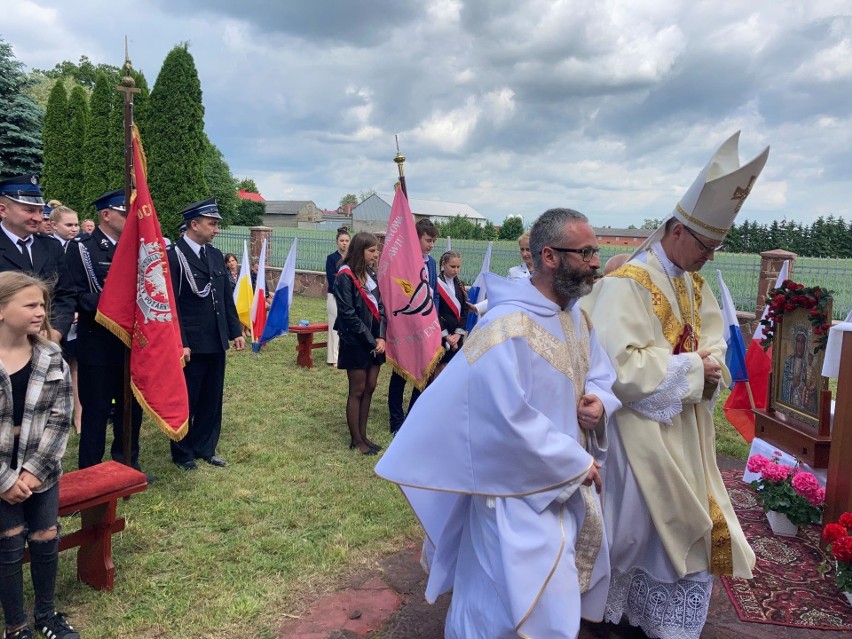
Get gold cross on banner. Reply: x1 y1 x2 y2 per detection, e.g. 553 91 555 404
731 175 757 213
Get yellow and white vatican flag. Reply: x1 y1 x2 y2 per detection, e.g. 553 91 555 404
234 240 254 332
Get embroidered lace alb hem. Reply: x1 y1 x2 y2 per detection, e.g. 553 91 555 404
604 567 711 639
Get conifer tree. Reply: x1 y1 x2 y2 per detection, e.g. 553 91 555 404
41 80 71 201
130 69 151 139
66 86 90 212
147 44 208 235
202 136 238 226
0 38 43 175
82 73 116 212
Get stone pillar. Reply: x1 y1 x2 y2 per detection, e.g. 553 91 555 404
249 226 272 266
756 249 796 319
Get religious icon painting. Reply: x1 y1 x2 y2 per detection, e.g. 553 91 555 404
770 305 830 429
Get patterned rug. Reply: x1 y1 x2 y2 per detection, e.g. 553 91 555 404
721 470 852 630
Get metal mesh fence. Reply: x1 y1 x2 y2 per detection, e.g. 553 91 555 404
213 229 851 319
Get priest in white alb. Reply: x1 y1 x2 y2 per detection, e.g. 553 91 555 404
584 132 768 639
376 208 621 639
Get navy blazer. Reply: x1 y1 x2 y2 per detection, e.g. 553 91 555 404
0 229 64 278
167 239 242 354
55 228 126 367
425 254 439 315
325 250 344 292
0 229 77 329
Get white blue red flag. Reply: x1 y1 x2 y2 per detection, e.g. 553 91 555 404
258 238 298 348
723 260 789 441
716 270 747 386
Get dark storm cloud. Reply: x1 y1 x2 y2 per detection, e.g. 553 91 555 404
149 0 426 46
4 1 851 224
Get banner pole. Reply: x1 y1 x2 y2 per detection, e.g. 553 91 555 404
117 37 140 468
744 380 756 411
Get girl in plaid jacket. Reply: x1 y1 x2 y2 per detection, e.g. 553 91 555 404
0 272 78 639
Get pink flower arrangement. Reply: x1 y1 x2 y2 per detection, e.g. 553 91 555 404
748 453 825 526
821 512 852 593
791 470 826 507
747 453 793 482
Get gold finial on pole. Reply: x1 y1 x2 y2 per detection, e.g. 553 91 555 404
120 35 136 88
393 134 407 197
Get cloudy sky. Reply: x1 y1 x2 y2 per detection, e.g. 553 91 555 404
3 1 851 226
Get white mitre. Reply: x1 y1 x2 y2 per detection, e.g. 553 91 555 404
634 132 770 256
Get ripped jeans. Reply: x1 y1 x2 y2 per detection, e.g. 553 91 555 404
0 482 60 629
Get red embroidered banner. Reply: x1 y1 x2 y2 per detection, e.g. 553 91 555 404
96 125 188 440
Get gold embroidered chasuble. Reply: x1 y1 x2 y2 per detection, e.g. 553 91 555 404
586 254 754 579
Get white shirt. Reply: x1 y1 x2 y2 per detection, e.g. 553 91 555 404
182 234 206 259
0 222 32 258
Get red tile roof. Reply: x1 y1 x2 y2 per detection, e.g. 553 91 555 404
237 189 265 202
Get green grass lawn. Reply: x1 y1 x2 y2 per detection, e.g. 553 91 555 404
714 389 751 460
50 294 753 638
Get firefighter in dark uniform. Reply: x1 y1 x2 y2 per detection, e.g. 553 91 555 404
55 189 145 470
168 198 244 470
0 175 75 338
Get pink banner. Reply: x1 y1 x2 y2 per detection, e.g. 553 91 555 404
378 189 443 389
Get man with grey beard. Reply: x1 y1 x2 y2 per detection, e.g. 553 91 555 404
536 209 601 301
376 208 619 639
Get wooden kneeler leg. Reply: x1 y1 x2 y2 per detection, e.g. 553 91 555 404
77 500 118 591
296 332 314 368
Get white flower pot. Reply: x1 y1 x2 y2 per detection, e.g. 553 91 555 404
766 510 798 536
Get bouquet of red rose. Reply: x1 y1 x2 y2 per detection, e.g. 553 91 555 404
747 453 825 526
759 279 833 352
822 512 852 594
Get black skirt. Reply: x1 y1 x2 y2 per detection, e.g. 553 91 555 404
338 340 386 370
337 300 385 370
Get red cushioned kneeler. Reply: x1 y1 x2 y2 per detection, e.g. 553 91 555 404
25 461 148 591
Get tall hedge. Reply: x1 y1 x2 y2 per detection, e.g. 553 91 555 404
66 86 89 212
82 73 116 212
41 80 71 201
146 44 208 235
